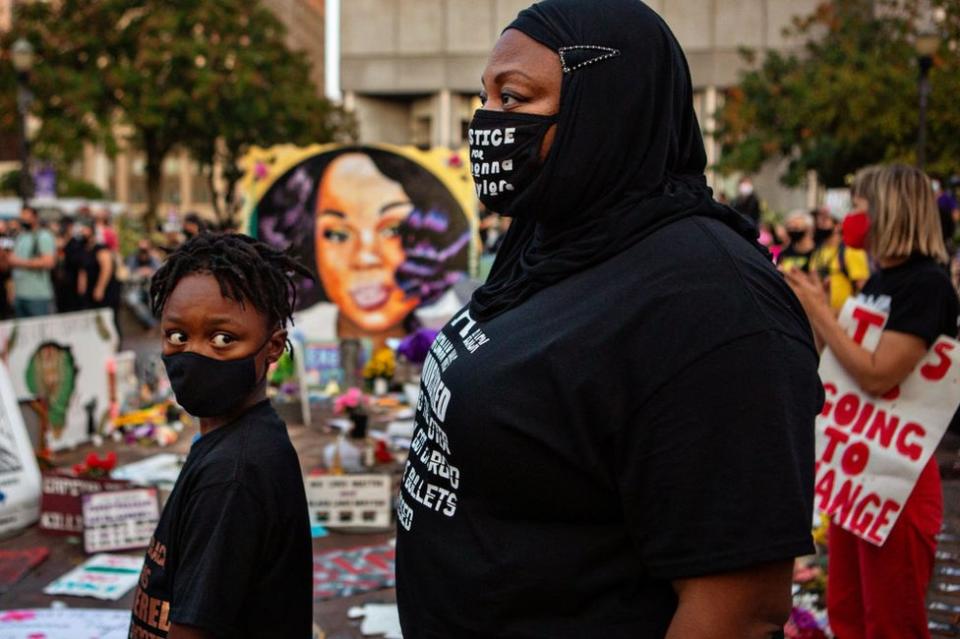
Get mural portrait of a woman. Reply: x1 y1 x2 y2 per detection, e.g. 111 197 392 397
253 147 473 347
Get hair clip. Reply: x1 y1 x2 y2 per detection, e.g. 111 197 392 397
558 45 621 74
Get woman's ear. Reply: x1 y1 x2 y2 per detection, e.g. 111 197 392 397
266 329 288 364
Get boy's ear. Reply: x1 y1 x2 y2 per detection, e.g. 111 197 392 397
266 329 288 364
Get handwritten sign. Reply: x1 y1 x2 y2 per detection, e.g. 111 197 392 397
815 301 960 545
313 544 396 600
0 608 132 639
39 473 130 535
0 362 41 537
43 553 142 601
305 474 392 529
82 488 160 554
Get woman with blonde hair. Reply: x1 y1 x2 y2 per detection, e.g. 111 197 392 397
787 163 959 638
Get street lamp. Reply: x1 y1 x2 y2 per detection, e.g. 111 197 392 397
915 31 939 172
10 38 34 204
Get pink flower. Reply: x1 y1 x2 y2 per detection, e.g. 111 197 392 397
334 388 366 414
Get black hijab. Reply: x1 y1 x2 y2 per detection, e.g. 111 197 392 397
470 0 763 321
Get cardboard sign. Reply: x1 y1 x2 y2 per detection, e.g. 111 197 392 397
82 488 160 554
0 362 41 537
0 608 132 639
815 301 960 546
305 474 392 529
39 473 130 535
313 543 396 600
0 309 118 451
43 553 142 601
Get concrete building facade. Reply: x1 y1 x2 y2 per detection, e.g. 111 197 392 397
340 0 823 211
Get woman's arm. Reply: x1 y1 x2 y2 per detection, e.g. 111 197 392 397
93 248 113 302
666 560 793 639
786 268 928 396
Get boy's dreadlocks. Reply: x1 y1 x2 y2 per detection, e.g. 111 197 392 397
150 233 314 330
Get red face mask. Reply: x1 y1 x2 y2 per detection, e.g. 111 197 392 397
842 211 870 250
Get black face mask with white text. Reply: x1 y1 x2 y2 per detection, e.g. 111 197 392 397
468 109 557 217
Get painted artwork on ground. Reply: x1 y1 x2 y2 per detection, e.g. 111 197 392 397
312 543 396 600
0 310 118 452
240 145 478 345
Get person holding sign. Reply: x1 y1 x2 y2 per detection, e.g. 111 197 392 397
786 164 960 639
396 1 824 638
128 234 314 639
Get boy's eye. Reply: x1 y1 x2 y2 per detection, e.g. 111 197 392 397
323 228 351 244
212 334 235 348
380 222 402 239
166 331 187 346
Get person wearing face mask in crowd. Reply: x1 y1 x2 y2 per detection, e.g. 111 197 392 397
787 164 959 639
732 176 761 225
124 238 162 329
776 209 817 273
130 234 313 639
809 208 870 313
53 215 88 314
9 206 57 318
76 218 122 334
395 1 823 637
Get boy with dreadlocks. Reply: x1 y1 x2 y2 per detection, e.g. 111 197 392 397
129 234 314 639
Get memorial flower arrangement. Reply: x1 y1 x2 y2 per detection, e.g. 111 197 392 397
784 606 828 639
363 348 396 383
72 451 117 479
334 387 370 419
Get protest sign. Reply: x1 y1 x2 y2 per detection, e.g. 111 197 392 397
815 301 960 545
43 553 142 601
82 488 160 554
39 472 130 535
0 608 131 639
0 309 118 452
313 543 396 600
305 474 392 529
0 362 41 537
0 548 48 594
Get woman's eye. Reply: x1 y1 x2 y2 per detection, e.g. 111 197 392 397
166 331 187 346
212 334 235 348
380 223 402 239
323 228 351 243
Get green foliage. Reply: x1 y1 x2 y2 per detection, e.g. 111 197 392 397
0 169 106 199
715 0 960 187
5 0 353 226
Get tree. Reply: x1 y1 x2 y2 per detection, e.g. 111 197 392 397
180 1 355 226
8 0 352 227
715 0 960 188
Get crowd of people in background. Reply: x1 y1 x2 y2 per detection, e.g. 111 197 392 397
0 205 215 334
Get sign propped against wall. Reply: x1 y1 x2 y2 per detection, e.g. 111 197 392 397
0 309 118 452
0 362 41 537
305 474 391 529
815 301 960 546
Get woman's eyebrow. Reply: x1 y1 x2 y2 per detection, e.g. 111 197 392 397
380 201 413 216
481 68 535 88
320 209 346 219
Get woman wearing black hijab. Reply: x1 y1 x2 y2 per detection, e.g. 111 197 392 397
396 1 822 637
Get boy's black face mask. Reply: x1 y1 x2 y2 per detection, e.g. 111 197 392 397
162 338 271 418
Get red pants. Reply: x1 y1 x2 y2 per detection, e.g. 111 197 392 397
826 459 942 639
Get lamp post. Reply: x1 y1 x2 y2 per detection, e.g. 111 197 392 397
915 31 939 172
11 38 34 205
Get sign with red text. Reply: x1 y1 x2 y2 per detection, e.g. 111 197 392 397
815 300 960 546
39 473 130 536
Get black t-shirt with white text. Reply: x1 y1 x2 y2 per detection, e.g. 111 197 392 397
396 216 822 638
129 401 312 639
857 255 959 345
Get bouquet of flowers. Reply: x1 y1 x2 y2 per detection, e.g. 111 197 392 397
334 387 370 419
363 348 396 384
72 451 118 479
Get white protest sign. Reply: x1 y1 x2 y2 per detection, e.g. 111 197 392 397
43 553 143 601
0 309 118 452
815 300 960 546
305 474 392 528
0 608 132 639
0 362 41 536
82 488 160 554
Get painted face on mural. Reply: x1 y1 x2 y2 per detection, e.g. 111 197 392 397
314 153 420 332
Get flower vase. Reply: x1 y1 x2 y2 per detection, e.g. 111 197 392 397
349 413 368 439
373 377 389 397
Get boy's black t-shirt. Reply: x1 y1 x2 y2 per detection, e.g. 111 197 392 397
396 216 823 639
129 401 312 639
857 255 959 345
